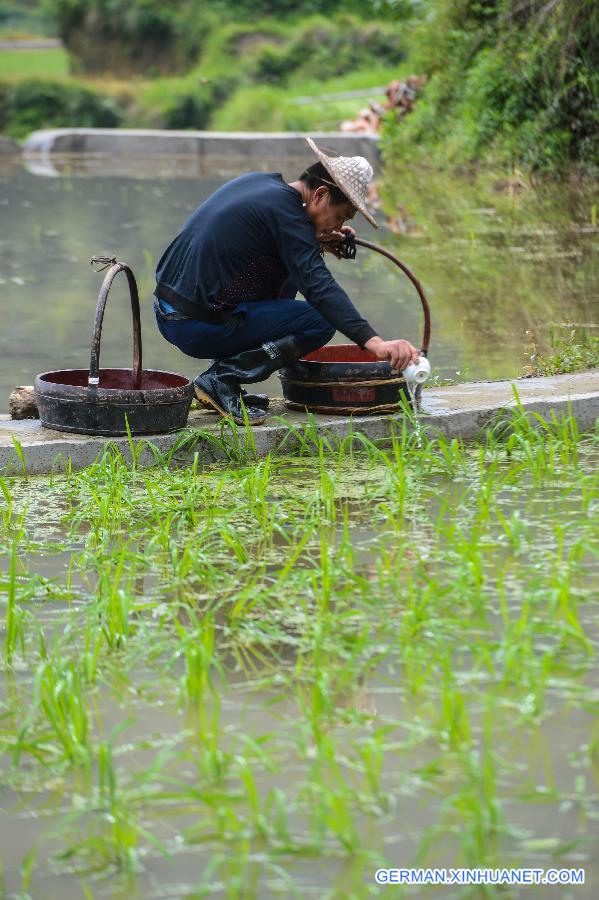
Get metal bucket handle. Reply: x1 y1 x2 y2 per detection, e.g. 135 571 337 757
354 238 431 356
89 257 143 390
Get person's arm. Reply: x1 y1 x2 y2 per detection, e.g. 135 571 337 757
310 227 420 367
271 210 377 346
269 201 421 362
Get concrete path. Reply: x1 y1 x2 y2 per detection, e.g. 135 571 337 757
1 371 597 476
23 129 380 166
0 39 62 49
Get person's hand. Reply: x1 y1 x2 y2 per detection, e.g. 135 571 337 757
319 225 356 257
364 336 420 372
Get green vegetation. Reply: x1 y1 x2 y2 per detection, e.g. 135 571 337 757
0 0 52 37
0 406 597 892
124 13 403 132
525 325 599 376
42 0 208 76
45 3 401 79
380 0 598 174
0 47 68 80
42 0 371 75
0 78 122 139
0 9 403 136
210 67 397 133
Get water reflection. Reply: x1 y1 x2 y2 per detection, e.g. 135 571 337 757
0 156 597 412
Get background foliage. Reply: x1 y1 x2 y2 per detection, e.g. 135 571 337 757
0 0 596 173
0 79 122 138
380 0 598 173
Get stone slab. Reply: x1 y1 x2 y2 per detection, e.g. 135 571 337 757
1 371 597 476
23 129 381 166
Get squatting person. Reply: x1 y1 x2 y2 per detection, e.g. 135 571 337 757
153 137 420 425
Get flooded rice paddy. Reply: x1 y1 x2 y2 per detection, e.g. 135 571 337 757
0 406 598 897
0 154 597 409
0 152 598 896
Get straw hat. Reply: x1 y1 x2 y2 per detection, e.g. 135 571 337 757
306 136 377 228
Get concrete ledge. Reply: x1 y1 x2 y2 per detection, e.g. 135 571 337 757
1 371 597 476
23 129 380 166
0 39 62 50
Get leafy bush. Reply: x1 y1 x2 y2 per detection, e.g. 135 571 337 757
43 1 395 77
210 84 313 132
162 86 219 130
163 13 405 132
381 0 598 173
253 44 304 85
211 0 365 14
0 79 122 138
251 18 404 85
525 327 599 377
43 0 208 74
210 63 401 132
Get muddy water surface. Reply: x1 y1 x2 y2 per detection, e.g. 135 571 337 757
0 155 597 411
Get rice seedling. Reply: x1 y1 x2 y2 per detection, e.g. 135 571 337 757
3 537 25 665
0 408 596 896
9 437 28 479
0 477 26 536
32 654 91 766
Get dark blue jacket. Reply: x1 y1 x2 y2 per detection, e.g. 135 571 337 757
155 172 377 347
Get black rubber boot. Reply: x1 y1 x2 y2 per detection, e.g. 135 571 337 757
195 387 269 412
194 336 301 426
196 358 269 410
242 389 269 409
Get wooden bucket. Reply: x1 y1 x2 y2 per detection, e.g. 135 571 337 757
279 344 411 415
279 238 431 416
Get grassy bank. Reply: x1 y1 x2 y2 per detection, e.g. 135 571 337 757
0 406 597 894
524 326 599 377
379 0 597 175
0 12 405 138
0 47 68 81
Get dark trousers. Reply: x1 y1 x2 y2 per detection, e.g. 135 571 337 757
154 298 335 362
